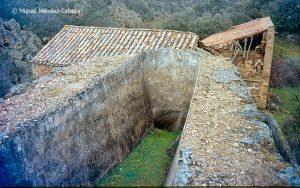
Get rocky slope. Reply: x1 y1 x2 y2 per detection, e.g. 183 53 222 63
0 0 198 38
0 17 42 98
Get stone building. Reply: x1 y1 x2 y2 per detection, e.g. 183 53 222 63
1 18 297 186
31 26 199 77
200 17 275 109
31 18 275 109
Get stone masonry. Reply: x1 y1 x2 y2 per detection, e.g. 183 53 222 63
0 49 199 185
166 51 297 185
0 48 297 186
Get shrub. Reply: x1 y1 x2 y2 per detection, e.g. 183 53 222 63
268 0 300 34
163 15 189 33
270 58 300 87
281 97 300 163
189 13 233 39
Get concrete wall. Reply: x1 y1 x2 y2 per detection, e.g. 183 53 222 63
0 49 200 186
0 56 152 185
144 50 199 130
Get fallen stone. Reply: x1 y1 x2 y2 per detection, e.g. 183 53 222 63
9 83 28 96
2 29 15 46
8 50 24 60
11 74 19 84
240 137 255 145
228 83 253 103
24 31 42 53
279 167 300 185
213 68 240 83
4 19 21 34
3 92 12 99
24 53 34 61
240 104 261 119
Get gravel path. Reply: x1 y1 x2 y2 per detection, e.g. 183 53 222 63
167 51 289 185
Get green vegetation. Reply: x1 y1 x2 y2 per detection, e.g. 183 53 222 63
272 86 300 163
272 86 300 124
274 39 300 59
99 128 181 186
271 39 300 163
271 38 300 123
1 0 299 38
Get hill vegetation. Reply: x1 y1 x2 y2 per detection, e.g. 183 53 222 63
0 0 299 39
271 39 300 164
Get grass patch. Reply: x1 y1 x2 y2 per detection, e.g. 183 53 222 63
274 38 300 59
98 128 181 186
271 86 300 124
271 39 300 163
272 38 300 124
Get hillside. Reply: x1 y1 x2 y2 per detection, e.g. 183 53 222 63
0 0 299 39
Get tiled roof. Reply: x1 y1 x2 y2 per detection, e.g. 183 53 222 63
200 17 274 49
32 26 199 67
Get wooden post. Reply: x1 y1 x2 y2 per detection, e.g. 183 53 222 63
243 38 247 58
258 28 275 109
246 36 253 60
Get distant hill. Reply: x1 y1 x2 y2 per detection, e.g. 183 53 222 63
0 0 299 39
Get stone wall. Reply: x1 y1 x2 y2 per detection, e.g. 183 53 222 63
0 55 152 185
144 50 199 130
165 51 296 186
0 49 200 185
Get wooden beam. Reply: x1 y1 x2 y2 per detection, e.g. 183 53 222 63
243 38 247 58
258 28 275 109
246 36 253 60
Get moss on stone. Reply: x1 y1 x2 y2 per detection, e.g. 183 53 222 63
98 128 181 186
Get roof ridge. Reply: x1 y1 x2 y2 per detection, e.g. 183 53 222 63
201 17 274 48
230 17 273 30
64 25 198 35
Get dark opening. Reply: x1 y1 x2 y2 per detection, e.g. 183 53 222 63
153 110 184 131
239 34 263 51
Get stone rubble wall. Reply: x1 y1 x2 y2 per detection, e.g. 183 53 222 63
0 49 200 185
166 50 299 186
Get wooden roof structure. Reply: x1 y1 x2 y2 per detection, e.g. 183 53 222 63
32 26 199 67
200 17 274 49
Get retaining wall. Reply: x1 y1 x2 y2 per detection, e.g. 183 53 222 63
0 49 200 185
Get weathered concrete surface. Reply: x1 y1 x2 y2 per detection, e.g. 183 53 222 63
166 51 294 186
144 50 199 130
0 49 199 185
0 55 151 185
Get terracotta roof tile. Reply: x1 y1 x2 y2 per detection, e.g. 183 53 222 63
32 26 199 67
200 17 274 49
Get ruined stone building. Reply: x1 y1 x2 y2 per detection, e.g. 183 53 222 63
201 17 275 108
32 18 275 109
1 17 297 186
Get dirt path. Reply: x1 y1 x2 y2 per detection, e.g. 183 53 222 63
167 51 290 185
